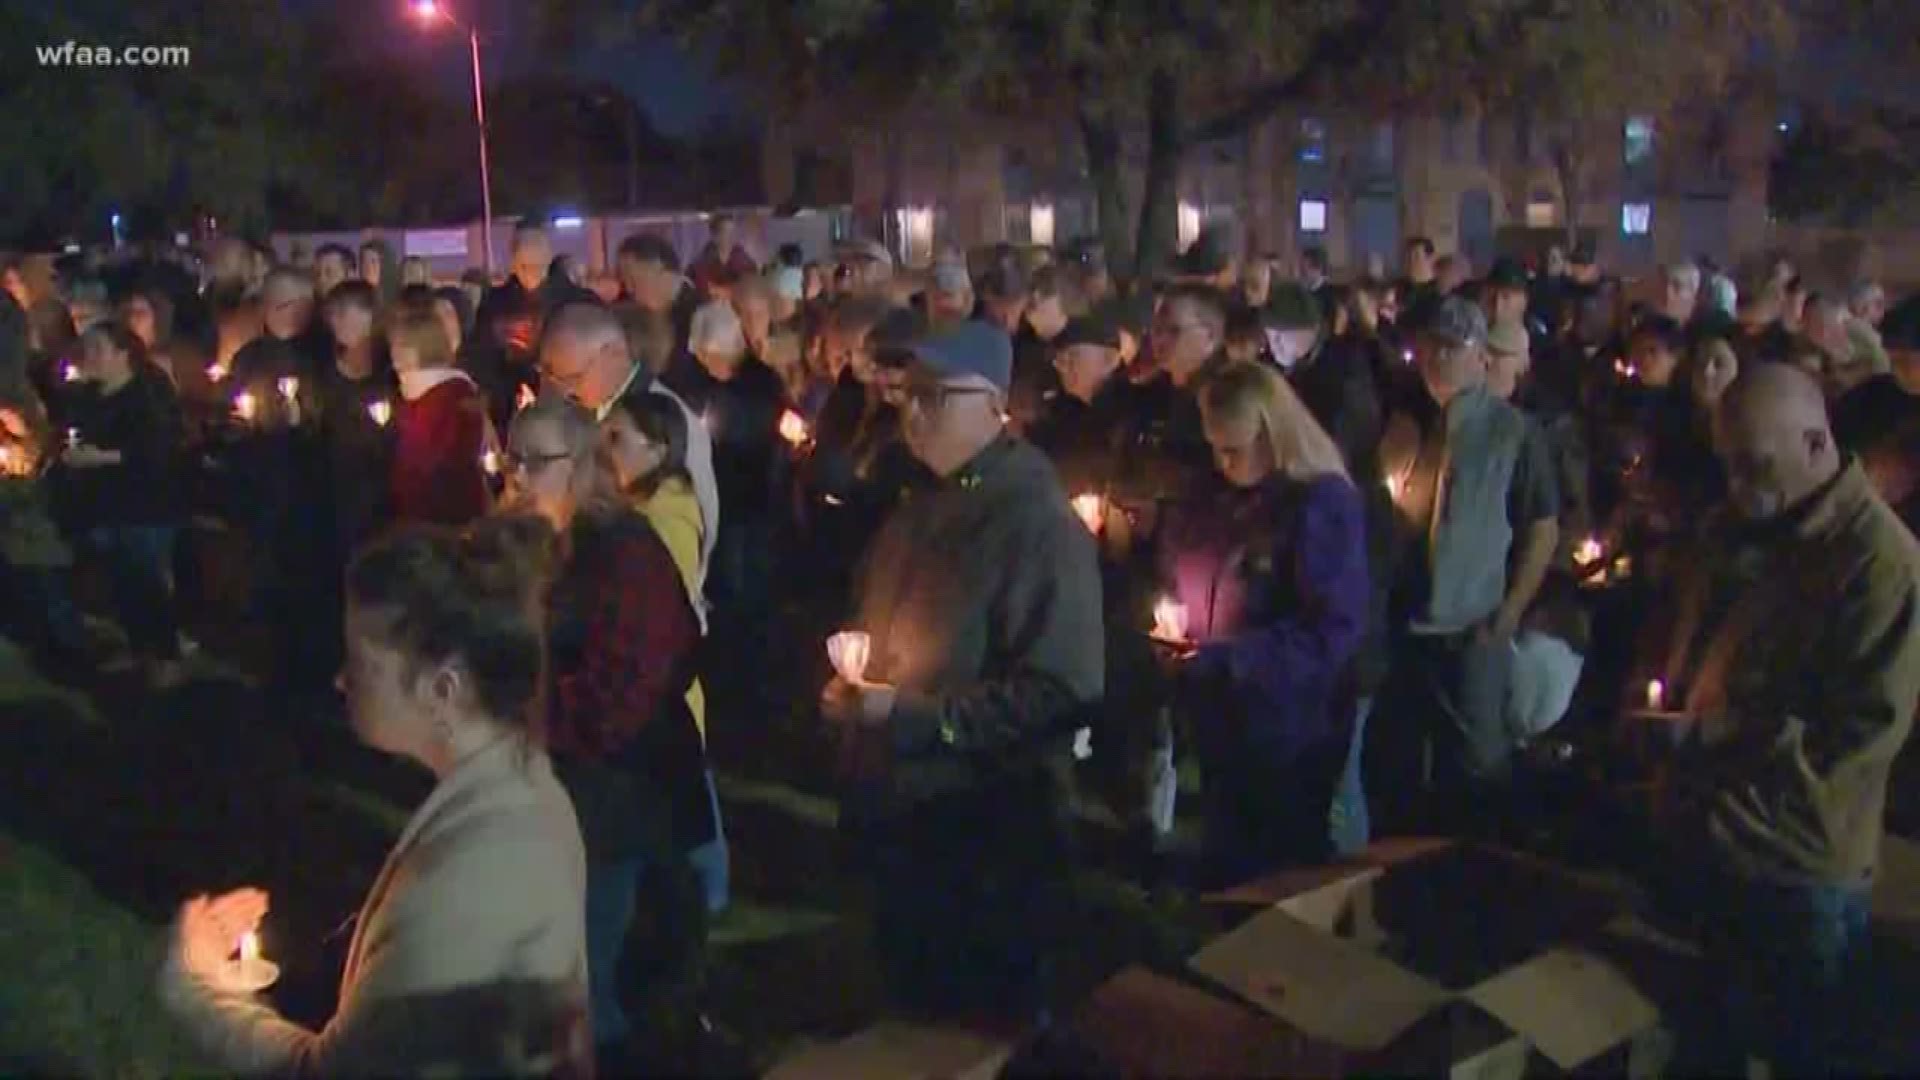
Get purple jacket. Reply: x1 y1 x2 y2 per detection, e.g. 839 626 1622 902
1157 473 1370 754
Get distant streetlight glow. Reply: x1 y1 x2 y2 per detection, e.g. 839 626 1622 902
408 1 495 276
553 215 584 230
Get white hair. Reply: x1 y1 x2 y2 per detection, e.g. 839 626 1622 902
1666 263 1701 292
690 298 746 360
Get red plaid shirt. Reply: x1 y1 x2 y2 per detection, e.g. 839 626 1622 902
544 512 699 759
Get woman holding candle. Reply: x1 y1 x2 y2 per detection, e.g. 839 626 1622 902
1156 361 1371 881
162 516 593 1074
504 396 712 1062
55 321 187 689
389 303 493 528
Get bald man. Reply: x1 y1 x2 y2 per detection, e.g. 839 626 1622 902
1657 363 1920 1070
539 302 719 589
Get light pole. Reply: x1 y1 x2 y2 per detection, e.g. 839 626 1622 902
411 0 495 277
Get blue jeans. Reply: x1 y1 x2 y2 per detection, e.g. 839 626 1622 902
687 769 730 914
85 525 178 660
1329 698 1373 857
1703 876 1871 1073
583 857 645 1048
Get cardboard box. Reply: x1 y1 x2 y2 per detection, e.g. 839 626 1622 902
766 1022 1014 1080
1192 842 1668 1075
1072 966 1347 1078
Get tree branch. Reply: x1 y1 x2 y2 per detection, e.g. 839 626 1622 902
1181 8 1396 148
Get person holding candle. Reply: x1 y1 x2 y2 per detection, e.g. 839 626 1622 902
1029 304 1179 865
0 359 86 670
53 321 187 689
502 396 712 1063
1153 361 1372 880
1373 297 1561 834
161 516 592 1075
389 303 492 528
1645 365 1920 1074
821 319 1103 1023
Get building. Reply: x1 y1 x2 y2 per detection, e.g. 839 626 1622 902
763 101 1780 276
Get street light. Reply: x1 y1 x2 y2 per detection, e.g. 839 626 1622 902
411 0 496 277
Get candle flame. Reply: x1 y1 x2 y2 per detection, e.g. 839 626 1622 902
207 362 230 383
1646 679 1665 710
276 376 300 401
234 392 257 421
61 363 80 383
1575 537 1605 566
778 409 810 448
480 449 500 476
1151 597 1189 643
368 400 393 426
516 384 537 411
239 931 260 964
827 630 871 683
1070 493 1105 534
1384 475 1403 501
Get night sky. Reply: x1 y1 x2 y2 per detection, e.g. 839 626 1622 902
309 0 740 137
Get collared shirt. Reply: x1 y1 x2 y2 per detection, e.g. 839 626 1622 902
1382 386 1558 633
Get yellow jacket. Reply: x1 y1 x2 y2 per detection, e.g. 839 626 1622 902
640 476 710 740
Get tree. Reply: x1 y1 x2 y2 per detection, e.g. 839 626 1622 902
548 0 1790 280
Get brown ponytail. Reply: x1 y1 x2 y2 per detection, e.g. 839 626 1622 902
347 514 560 732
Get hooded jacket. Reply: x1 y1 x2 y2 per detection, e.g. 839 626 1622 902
848 435 1104 812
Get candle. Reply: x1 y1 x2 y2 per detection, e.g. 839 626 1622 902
221 929 280 993
64 427 79 450
516 383 537 411
1070 493 1106 534
1401 347 1415 364
1151 597 1190 644
367 400 393 426
1383 475 1403 501
61 362 79 383
234 391 257 422
1574 537 1605 567
1612 554 1633 579
1645 679 1665 710
276 376 300 402
480 449 500 476
206 361 230 383
826 630 871 683
778 409 810 449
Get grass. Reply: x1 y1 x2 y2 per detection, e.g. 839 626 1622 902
0 833 205 1079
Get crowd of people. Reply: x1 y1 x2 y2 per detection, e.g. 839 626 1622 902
3 208 1919 1074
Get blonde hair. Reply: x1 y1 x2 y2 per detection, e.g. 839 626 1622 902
1200 361 1350 483
387 303 454 371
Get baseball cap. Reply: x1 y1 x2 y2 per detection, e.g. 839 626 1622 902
1485 258 1528 291
1053 306 1125 351
837 237 894 269
1487 322 1530 358
931 259 972 296
1425 296 1489 349
910 320 1014 393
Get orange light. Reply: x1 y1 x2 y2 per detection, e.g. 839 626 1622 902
1645 679 1665 710
1070 493 1106 534
779 409 810 448
827 630 871 683
1151 597 1189 643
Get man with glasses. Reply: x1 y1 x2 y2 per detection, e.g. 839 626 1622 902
821 319 1103 1025
539 302 719 587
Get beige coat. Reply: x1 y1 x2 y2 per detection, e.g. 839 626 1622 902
161 740 591 1076
1666 460 1920 886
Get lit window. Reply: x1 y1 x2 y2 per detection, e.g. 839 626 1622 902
1178 201 1203 249
1526 201 1557 228
1625 117 1654 165
1622 202 1652 235
1029 203 1056 248
1299 199 1328 233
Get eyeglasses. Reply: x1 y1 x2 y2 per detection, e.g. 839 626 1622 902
903 383 995 413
